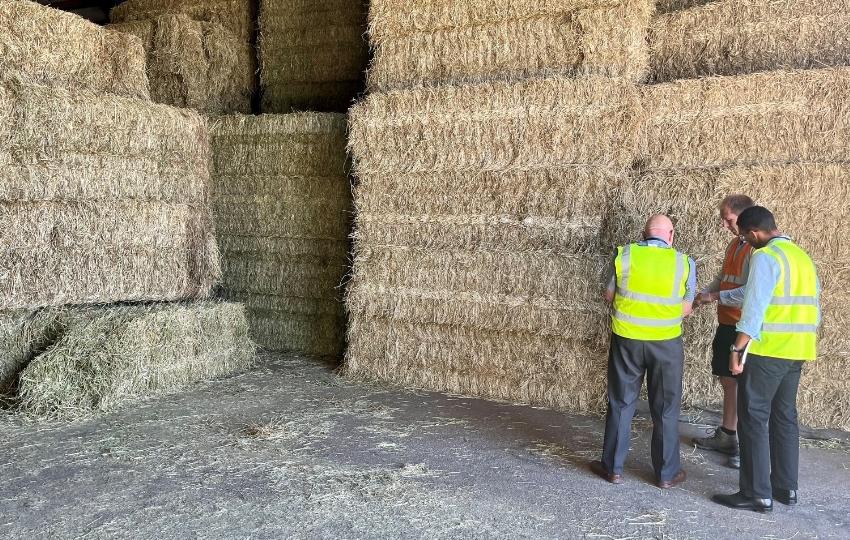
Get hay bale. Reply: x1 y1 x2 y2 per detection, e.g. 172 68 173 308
655 0 713 14
650 0 850 83
109 15 253 114
0 310 61 394
210 113 351 356
0 77 219 310
641 68 850 169
110 0 255 44
0 0 150 100
350 76 644 175
259 0 368 112
345 76 642 413
366 0 654 91
13 301 255 419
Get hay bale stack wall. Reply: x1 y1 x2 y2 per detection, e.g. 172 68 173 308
620 67 850 430
109 15 253 114
650 0 850 82
346 77 644 412
259 0 369 112
3 302 255 419
0 0 150 99
210 114 350 356
366 0 655 92
0 77 220 310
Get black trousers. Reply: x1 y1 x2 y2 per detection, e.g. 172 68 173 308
601 333 684 482
737 353 803 499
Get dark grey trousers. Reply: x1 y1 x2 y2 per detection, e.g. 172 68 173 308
601 333 684 482
737 353 803 499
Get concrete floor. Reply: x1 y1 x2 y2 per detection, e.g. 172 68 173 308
1 353 848 539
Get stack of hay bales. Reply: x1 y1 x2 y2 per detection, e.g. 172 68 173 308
110 0 257 110
366 0 655 91
210 114 350 356
0 0 149 98
650 0 850 82
0 78 219 309
109 14 253 113
1 2 255 418
618 67 850 430
347 71 645 410
259 0 369 112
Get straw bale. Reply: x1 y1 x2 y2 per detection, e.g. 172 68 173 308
349 76 644 175
259 0 368 112
109 15 252 114
366 0 653 91
641 68 850 169
110 0 255 43
346 318 608 413
353 167 620 252
650 0 850 83
0 310 61 393
13 302 255 419
210 113 350 355
0 0 150 100
1 78 219 310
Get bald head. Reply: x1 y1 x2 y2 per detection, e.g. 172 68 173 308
644 214 675 244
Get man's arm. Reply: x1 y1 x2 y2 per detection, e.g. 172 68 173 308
730 251 781 374
604 250 617 303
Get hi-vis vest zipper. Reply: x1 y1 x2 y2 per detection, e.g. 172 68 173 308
749 240 820 361
612 243 689 341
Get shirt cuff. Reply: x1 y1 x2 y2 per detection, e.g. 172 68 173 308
735 320 761 341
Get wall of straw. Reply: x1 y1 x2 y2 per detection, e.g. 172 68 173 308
346 76 643 412
110 0 256 44
0 0 150 100
366 0 654 92
0 77 220 310
1 302 255 419
621 67 850 430
210 114 350 356
259 0 368 112
650 0 850 82
109 14 253 114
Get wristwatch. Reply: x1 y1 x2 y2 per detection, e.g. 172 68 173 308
730 345 742 353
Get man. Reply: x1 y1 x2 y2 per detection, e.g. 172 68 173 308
589 215 695 488
693 195 754 469
712 206 820 513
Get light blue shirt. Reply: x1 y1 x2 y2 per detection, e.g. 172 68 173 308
736 237 821 340
606 237 697 302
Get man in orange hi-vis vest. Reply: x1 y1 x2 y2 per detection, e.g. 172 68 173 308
693 195 754 469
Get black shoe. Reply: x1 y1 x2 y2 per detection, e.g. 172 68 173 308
711 491 773 513
773 489 798 505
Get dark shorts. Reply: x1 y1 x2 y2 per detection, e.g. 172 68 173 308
711 324 738 378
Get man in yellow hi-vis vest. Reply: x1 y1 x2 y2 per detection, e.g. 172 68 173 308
590 215 695 488
712 206 820 513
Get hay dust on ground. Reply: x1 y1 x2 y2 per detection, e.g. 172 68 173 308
2 353 847 539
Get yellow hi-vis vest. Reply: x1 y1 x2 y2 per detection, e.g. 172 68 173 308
748 240 819 361
612 243 689 341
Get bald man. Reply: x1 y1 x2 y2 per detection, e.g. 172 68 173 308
590 215 696 488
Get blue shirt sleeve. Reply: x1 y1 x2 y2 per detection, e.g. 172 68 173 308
719 286 745 308
736 250 781 340
684 256 697 302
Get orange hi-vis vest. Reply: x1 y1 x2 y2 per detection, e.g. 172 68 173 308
717 238 752 326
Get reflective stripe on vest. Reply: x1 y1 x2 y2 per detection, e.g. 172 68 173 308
612 243 688 341
748 240 819 361
717 239 752 325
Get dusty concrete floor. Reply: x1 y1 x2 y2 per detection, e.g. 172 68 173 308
1 353 848 539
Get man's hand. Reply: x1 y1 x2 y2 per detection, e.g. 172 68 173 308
695 292 718 306
729 351 744 376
